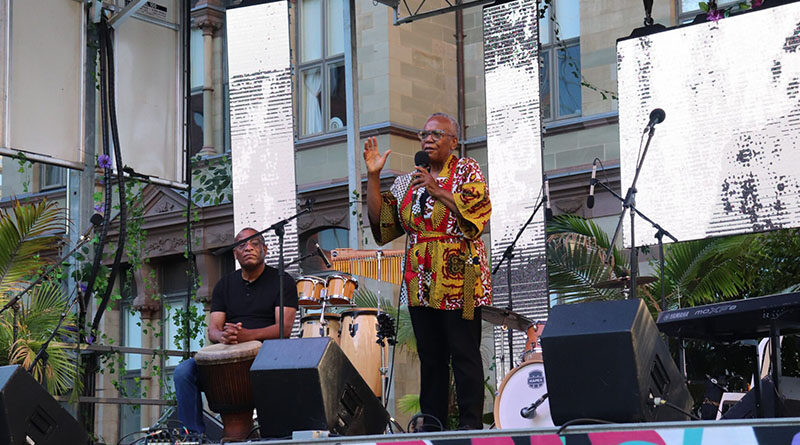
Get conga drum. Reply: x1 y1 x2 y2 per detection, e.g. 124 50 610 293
300 313 342 344
195 341 262 440
325 274 359 305
296 276 326 308
339 308 386 397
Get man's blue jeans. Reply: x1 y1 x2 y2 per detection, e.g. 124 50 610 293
174 358 205 433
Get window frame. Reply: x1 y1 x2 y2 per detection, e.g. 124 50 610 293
38 164 66 191
539 0 582 122
296 0 347 139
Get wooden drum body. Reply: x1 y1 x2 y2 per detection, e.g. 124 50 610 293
195 341 262 440
300 313 342 344
296 276 326 308
339 308 386 397
325 274 358 305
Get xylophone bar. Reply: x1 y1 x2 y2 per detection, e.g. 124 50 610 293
330 248 404 285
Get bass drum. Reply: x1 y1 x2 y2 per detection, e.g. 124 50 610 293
494 359 554 429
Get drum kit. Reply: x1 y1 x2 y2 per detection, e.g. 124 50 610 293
482 306 553 429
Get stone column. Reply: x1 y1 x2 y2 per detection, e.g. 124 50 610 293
192 1 225 156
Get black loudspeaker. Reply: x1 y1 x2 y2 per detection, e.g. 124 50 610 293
250 338 389 438
0 365 89 444
540 299 692 425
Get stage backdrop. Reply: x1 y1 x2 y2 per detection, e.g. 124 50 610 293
483 0 547 378
226 1 299 273
617 2 800 247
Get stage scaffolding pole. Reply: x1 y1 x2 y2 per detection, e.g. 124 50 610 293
344 0 363 249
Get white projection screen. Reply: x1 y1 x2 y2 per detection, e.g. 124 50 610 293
226 0 299 272
4 0 85 166
617 3 800 247
484 0 546 378
115 0 184 183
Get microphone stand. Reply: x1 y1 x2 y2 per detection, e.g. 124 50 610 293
604 124 662 300
491 193 546 371
591 179 677 309
29 289 82 379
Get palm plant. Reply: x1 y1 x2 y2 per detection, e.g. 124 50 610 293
547 214 753 311
0 200 76 395
546 214 629 303
642 234 753 310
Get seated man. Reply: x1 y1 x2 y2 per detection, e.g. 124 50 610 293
173 227 298 434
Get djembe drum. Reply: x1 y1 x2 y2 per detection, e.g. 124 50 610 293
195 340 262 440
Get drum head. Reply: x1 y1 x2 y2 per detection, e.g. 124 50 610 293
340 308 379 318
300 313 342 323
494 360 554 429
194 340 262 365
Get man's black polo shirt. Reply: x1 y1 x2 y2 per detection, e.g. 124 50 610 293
210 265 298 329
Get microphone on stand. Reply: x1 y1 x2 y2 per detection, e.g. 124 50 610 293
544 175 553 221
315 243 332 268
520 392 549 419
587 159 598 209
643 108 666 133
414 151 431 210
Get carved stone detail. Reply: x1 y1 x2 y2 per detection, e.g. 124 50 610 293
133 263 161 319
191 1 225 36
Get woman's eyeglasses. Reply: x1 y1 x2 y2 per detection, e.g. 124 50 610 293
418 129 456 141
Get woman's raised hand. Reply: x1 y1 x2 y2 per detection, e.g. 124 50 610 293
363 136 391 175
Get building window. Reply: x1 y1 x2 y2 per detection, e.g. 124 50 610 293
540 0 581 121
161 259 204 368
299 226 348 273
39 164 66 191
297 0 347 137
189 27 204 156
119 275 142 440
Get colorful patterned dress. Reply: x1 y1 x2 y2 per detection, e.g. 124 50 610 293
372 154 492 319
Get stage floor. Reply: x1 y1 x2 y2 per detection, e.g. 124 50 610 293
230 417 800 445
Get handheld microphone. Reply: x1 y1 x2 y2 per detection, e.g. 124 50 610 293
643 108 666 133
520 392 549 419
414 151 431 210
414 150 431 172
544 175 552 221
315 243 332 268
587 159 598 209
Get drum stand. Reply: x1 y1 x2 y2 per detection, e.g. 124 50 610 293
376 250 390 402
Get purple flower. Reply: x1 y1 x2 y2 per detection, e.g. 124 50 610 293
94 203 105 213
97 154 112 169
79 283 87 293
707 9 724 21
751 0 763 6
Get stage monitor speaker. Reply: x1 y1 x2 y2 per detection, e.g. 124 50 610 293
0 365 89 444
250 337 389 438
540 299 692 425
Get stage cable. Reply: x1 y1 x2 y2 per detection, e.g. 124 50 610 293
183 0 198 357
92 20 128 335
81 18 114 344
556 418 615 435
